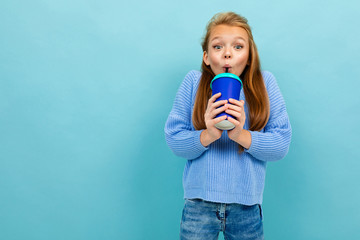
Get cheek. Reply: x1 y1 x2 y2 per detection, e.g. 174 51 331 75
209 54 221 65
236 52 249 65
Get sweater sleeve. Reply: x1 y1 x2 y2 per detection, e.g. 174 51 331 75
244 71 292 161
164 71 208 160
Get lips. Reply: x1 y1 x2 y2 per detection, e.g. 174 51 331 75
223 65 232 73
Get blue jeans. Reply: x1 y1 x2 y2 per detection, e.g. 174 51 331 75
180 198 264 240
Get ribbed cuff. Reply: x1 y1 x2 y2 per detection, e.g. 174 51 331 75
244 130 259 155
194 130 209 153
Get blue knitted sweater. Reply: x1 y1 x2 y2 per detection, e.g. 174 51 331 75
164 70 292 205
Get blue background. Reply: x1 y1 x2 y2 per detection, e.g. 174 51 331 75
1 0 359 239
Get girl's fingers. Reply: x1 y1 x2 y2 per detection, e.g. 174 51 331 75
211 92 221 99
226 116 239 125
207 97 244 120
212 115 227 125
206 101 226 119
208 93 221 106
225 103 242 113
225 109 241 119
205 104 226 121
206 97 227 116
229 98 245 107
211 105 227 118
212 99 228 109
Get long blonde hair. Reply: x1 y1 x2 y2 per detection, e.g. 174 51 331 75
192 12 270 152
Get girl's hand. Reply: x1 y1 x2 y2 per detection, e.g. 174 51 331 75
226 98 246 143
201 93 228 146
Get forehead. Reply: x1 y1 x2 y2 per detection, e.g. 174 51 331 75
210 25 249 42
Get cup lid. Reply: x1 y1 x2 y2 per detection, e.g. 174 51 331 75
210 73 243 89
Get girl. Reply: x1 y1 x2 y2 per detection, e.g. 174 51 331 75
165 12 291 240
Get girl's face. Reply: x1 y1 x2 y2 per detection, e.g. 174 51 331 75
203 24 250 76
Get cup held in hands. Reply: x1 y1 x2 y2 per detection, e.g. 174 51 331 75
210 73 243 130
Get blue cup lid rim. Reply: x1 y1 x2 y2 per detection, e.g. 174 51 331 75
210 73 243 89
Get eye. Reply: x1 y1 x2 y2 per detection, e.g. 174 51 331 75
235 45 243 49
213 45 222 50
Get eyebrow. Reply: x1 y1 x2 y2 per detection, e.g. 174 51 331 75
211 36 246 42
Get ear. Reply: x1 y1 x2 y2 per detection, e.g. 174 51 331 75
203 51 210 66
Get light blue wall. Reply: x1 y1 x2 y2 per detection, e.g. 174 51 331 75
1 0 359 239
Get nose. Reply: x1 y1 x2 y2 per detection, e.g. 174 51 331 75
224 47 231 59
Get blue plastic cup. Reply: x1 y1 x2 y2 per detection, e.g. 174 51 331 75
210 73 243 130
